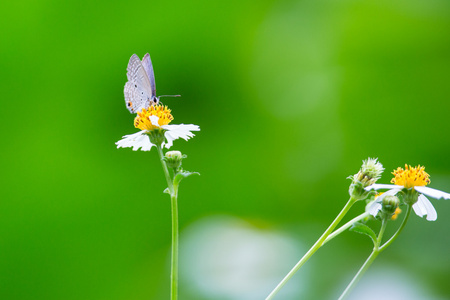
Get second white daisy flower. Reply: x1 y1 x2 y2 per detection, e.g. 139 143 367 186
366 165 450 221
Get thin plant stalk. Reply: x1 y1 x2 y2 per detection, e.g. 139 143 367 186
157 145 174 194
338 205 412 300
380 205 411 251
266 197 357 300
338 249 380 300
170 193 179 300
323 212 370 245
157 145 178 300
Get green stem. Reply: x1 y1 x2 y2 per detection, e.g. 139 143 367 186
323 212 370 245
266 197 357 300
376 219 387 247
156 145 178 300
339 205 412 300
380 205 411 251
338 249 380 300
157 145 174 195
338 219 386 300
170 192 179 300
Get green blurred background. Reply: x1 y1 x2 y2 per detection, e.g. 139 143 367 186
1 0 450 299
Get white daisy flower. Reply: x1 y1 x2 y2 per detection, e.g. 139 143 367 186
116 105 200 151
365 165 450 221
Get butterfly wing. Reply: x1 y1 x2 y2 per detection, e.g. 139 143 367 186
141 53 156 98
124 54 154 113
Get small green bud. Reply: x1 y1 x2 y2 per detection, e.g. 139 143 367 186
381 195 400 216
164 150 186 170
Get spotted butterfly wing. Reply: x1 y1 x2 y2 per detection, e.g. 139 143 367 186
124 54 157 113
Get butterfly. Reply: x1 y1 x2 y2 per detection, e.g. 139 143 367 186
124 53 180 113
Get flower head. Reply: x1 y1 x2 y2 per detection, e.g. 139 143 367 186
391 164 430 189
348 158 384 200
366 164 450 221
116 105 200 151
134 105 174 130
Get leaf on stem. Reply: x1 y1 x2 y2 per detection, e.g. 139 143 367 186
174 170 200 186
349 222 377 246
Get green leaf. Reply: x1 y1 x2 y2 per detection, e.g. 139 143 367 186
349 222 377 246
174 170 200 186
163 188 170 194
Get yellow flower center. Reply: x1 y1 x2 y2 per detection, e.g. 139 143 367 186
390 164 430 189
134 105 174 131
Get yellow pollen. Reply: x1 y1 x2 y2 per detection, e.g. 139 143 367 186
391 207 402 220
390 164 430 189
375 192 384 199
134 105 174 131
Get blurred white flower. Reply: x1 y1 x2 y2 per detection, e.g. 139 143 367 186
179 216 308 300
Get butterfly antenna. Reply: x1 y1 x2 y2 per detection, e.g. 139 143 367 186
159 95 181 98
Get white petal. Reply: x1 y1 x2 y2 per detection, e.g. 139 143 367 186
412 198 427 218
418 194 437 221
163 124 200 141
377 188 402 201
413 195 438 221
415 186 450 200
163 134 174 149
163 130 185 149
163 124 200 137
149 115 160 127
148 123 200 149
116 131 144 148
365 184 403 191
115 130 154 151
366 201 382 217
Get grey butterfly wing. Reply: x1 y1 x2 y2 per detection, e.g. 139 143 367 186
141 53 156 97
124 54 153 113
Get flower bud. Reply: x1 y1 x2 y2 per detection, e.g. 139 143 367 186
164 150 186 170
348 158 384 200
381 195 400 215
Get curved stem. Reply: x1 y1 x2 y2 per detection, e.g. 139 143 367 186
339 206 411 299
266 197 357 300
323 212 370 245
338 219 386 300
380 205 411 251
